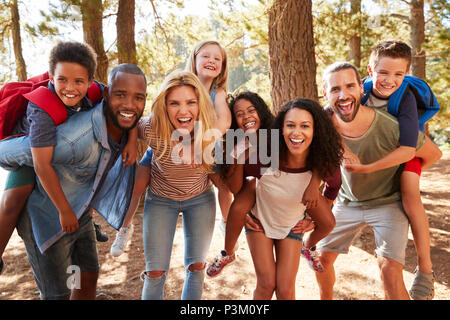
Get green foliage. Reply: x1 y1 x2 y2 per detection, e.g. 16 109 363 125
312 0 449 134
0 0 448 133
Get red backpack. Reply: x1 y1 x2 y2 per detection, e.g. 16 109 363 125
0 72 102 140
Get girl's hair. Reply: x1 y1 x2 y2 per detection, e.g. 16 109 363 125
220 91 274 178
185 40 228 93
227 91 274 131
48 41 97 80
150 70 217 172
272 98 343 178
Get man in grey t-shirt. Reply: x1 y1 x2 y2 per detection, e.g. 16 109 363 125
315 62 435 300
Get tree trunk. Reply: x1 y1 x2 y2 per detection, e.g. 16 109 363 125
409 0 425 80
348 0 361 68
81 0 108 84
116 0 137 64
10 0 27 80
268 0 318 112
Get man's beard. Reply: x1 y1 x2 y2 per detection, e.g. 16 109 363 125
332 96 362 123
104 102 142 131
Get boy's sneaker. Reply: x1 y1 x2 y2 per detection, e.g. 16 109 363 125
206 250 236 277
0 258 4 275
110 225 134 257
409 268 435 300
94 223 109 242
301 245 324 272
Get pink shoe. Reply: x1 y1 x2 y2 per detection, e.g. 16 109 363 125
206 250 236 277
301 245 324 272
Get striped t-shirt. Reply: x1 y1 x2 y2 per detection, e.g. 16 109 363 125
137 116 211 201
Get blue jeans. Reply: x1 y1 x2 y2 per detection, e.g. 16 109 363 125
141 187 216 300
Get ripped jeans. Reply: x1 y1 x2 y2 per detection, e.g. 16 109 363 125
141 187 216 300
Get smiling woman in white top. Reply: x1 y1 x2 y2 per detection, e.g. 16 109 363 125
246 98 343 300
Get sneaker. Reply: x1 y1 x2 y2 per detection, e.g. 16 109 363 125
301 245 324 272
94 223 109 242
409 268 435 300
110 225 134 257
206 250 236 277
0 258 4 275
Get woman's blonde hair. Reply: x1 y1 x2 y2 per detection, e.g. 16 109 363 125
150 69 217 172
185 40 228 93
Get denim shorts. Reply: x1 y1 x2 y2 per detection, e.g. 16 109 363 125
244 213 304 242
17 210 99 300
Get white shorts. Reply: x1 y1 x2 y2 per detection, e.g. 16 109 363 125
317 201 409 265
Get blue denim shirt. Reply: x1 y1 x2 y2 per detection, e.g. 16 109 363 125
0 102 135 253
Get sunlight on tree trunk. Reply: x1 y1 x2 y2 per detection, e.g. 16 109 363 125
10 0 26 81
81 0 108 84
268 0 318 112
117 0 137 64
409 0 426 80
348 0 361 68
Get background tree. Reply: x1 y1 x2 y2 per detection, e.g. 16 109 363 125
80 0 108 83
348 0 361 68
10 0 27 80
268 0 318 111
0 0 448 145
0 0 27 81
117 0 137 64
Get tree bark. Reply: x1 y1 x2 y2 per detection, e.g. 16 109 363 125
10 0 27 80
116 0 137 64
348 0 361 68
268 0 318 112
81 0 108 84
409 0 426 79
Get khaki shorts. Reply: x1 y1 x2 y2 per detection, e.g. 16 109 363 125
317 201 409 265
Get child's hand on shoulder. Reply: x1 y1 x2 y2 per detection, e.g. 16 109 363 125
344 163 373 173
343 149 360 165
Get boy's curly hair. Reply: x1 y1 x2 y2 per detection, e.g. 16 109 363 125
48 41 97 80
271 98 343 179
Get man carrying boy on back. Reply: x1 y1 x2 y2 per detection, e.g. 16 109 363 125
343 40 442 299
0 63 147 299
0 42 138 274
316 62 440 300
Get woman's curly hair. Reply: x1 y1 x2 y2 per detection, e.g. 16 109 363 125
272 98 343 179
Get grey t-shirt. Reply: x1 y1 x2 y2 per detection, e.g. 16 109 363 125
338 109 426 207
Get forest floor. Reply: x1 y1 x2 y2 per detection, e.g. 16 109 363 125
0 152 449 300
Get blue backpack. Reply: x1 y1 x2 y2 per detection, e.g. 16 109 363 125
361 75 440 131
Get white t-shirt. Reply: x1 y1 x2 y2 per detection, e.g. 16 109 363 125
251 166 312 239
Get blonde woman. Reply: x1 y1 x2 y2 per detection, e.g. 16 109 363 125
138 70 218 300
